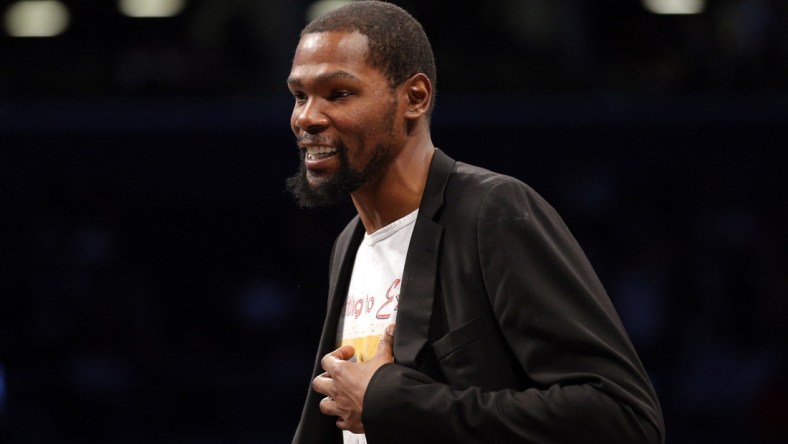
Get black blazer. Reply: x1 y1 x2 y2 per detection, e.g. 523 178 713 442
294 149 664 443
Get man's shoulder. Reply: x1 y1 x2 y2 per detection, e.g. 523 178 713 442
449 160 532 196
443 160 557 221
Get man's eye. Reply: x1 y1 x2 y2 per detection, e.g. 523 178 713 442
293 93 307 103
329 90 353 100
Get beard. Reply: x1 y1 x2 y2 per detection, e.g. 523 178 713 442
285 140 392 209
286 98 398 208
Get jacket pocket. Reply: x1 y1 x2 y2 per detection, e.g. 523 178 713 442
432 316 488 361
431 316 523 391
431 317 496 390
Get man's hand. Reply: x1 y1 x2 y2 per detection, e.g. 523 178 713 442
312 324 395 433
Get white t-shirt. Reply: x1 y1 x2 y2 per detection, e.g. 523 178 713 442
337 209 418 444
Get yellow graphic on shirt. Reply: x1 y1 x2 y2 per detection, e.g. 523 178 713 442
339 334 383 363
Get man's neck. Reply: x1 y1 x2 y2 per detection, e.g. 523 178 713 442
351 142 435 234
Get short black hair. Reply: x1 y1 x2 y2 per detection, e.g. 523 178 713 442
302 1 436 116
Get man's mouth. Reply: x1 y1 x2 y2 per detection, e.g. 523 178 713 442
305 145 338 161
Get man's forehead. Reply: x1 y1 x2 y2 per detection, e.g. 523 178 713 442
295 30 369 62
289 31 377 84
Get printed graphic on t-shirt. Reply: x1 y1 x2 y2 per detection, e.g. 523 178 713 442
337 210 416 365
339 278 400 362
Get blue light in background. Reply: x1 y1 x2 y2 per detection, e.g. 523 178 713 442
0 363 6 413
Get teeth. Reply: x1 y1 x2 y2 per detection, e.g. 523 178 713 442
305 146 337 155
305 145 338 160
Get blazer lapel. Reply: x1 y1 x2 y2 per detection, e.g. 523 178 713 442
297 218 364 444
395 149 455 367
319 217 365 360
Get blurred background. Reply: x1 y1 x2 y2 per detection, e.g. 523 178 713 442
1 0 787 442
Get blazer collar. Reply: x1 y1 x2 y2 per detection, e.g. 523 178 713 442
419 148 455 219
323 217 364 360
395 148 455 366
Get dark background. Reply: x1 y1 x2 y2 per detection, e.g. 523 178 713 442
1 0 787 443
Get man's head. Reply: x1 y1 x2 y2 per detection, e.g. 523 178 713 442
286 1 436 208
301 1 436 116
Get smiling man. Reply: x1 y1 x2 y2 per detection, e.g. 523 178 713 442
287 2 664 444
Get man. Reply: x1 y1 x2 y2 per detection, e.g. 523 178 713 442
286 2 664 443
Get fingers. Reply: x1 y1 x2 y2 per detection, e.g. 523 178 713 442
319 396 336 416
372 323 395 361
322 399 356 433
314 328 395 434
312 372 333 397
316 345 357 397
321 345 356 372
383 323 395 343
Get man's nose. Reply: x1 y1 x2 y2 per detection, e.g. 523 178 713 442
295 99 329 134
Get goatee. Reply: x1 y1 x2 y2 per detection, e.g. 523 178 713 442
287 100 397 208
285 145 364 208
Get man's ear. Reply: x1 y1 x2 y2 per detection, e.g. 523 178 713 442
403 73 432 120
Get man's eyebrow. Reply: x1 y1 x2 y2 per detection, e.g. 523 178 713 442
287 70 361 87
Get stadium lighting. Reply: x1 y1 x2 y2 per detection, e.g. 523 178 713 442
3 0 70 37
642 0 706 15
118 0 186 18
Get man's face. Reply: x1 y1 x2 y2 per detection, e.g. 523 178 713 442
286 31 403 208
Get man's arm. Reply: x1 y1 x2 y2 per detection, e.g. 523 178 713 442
360 179 664 443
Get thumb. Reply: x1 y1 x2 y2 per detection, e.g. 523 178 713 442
331 345 356 361
321 345 356 374
374 324 395 361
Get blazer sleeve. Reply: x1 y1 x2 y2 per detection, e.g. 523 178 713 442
361 180 664 443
